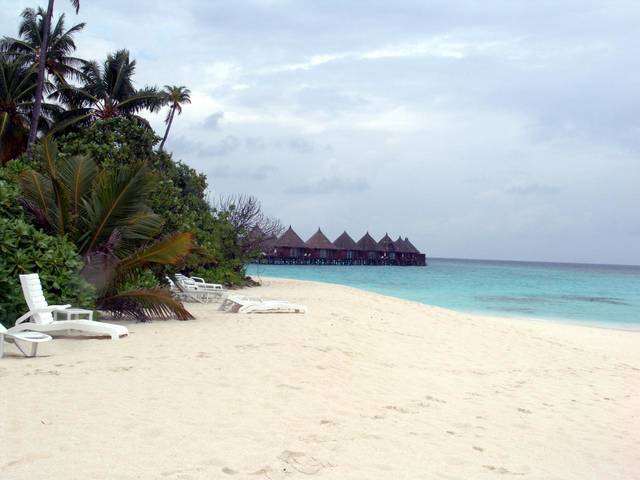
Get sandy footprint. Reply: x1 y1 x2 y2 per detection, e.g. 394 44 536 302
277 450 333 475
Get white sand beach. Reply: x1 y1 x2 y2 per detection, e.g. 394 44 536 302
2 277 639 479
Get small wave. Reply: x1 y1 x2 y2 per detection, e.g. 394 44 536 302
476 295 630 306
552 295 630 305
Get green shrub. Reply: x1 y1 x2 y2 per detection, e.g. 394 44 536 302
117 268 160 292
0 217 95 327
0 159 29 219
193 264 246 286
58 117 158 169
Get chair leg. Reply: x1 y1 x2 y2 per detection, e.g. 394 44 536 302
13 340 28 357
0 335 4 359
30 342 37 357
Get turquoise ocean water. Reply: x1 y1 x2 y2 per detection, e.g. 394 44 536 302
247 259 640 329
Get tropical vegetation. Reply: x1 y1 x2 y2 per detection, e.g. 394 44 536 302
0 5 279 324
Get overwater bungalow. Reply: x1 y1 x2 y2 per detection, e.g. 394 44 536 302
305 228 337 263
355 232 381 264
260 227 426 266
272 226 307 263
333 231 358 264
376 233 397 264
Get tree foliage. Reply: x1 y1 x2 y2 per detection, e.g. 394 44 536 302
1 7 88 86
0 162 93 327
0 6 279 324
19 135 194 320
217 193 284 257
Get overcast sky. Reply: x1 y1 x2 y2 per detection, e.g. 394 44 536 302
3 0 640 264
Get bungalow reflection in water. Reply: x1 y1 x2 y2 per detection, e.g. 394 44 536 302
258 227 427 266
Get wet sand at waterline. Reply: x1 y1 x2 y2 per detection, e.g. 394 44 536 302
2 277 639 479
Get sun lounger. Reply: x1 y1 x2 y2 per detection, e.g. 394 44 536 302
176 275 225 300
220 294 307 314
8 274 128 340
167 276 214 303
0 324 52 358
219 294 264 312
192 277 225 299
238 301 307 314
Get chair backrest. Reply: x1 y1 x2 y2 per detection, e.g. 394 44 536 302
177 276 197 287
19 274 54 325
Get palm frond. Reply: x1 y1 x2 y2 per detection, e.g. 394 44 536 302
99 287 193 320
19 169 56 232
117 232 193 272
79 162 160 254
57 153 97 221
117 87 164 114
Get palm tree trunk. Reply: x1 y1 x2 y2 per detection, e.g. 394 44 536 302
159 105 175 151
27 0 55 149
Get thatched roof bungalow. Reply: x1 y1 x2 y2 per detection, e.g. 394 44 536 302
333 231 358 261
377 233 397 261
356 232 380 262
273 226 307 258
305 228 337 260
263 228 426 265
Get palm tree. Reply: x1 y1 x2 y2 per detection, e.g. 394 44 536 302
54 49 165 126
159 85 191 151
2 7 87 87
27 0 80 148
0 56 62 164
19 136 193 320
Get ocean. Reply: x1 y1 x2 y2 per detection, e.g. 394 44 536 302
246 258 640 329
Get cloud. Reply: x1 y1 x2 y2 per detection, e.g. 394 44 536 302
280 137 315 154
212 163 277 180
203 111 225 129
504 180 561 196
285 176 369 195
3 0 638 263
170 135 241 157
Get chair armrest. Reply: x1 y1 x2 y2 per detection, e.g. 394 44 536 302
15 305 71 325
42 305 72 311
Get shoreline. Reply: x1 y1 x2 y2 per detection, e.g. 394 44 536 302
251 275 640 333
3 277 639 479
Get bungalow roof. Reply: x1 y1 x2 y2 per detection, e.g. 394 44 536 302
274 226 307 248
333 231 358 250
306 228 337 249
404 237 420 253
355 232 378 251
377 233 396 252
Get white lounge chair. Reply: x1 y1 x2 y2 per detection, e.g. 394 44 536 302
0 324 52 358
220 294 307 314
175 274 225 301
167 276 209 303
8 274 128 340
238 301 307 314
219 294 264 312
190 276 225 298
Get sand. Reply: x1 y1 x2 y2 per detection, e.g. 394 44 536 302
1 277 639 479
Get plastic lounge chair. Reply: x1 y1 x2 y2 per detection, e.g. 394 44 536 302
169 276 211 303
191 276 225 299
219 294 265 312
220 294 307 314
8 274 128 340
238 301 307 314
0 324 52 358
176 275 224 299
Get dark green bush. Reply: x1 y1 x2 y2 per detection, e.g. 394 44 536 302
0 159 29 219
0 217 95 327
